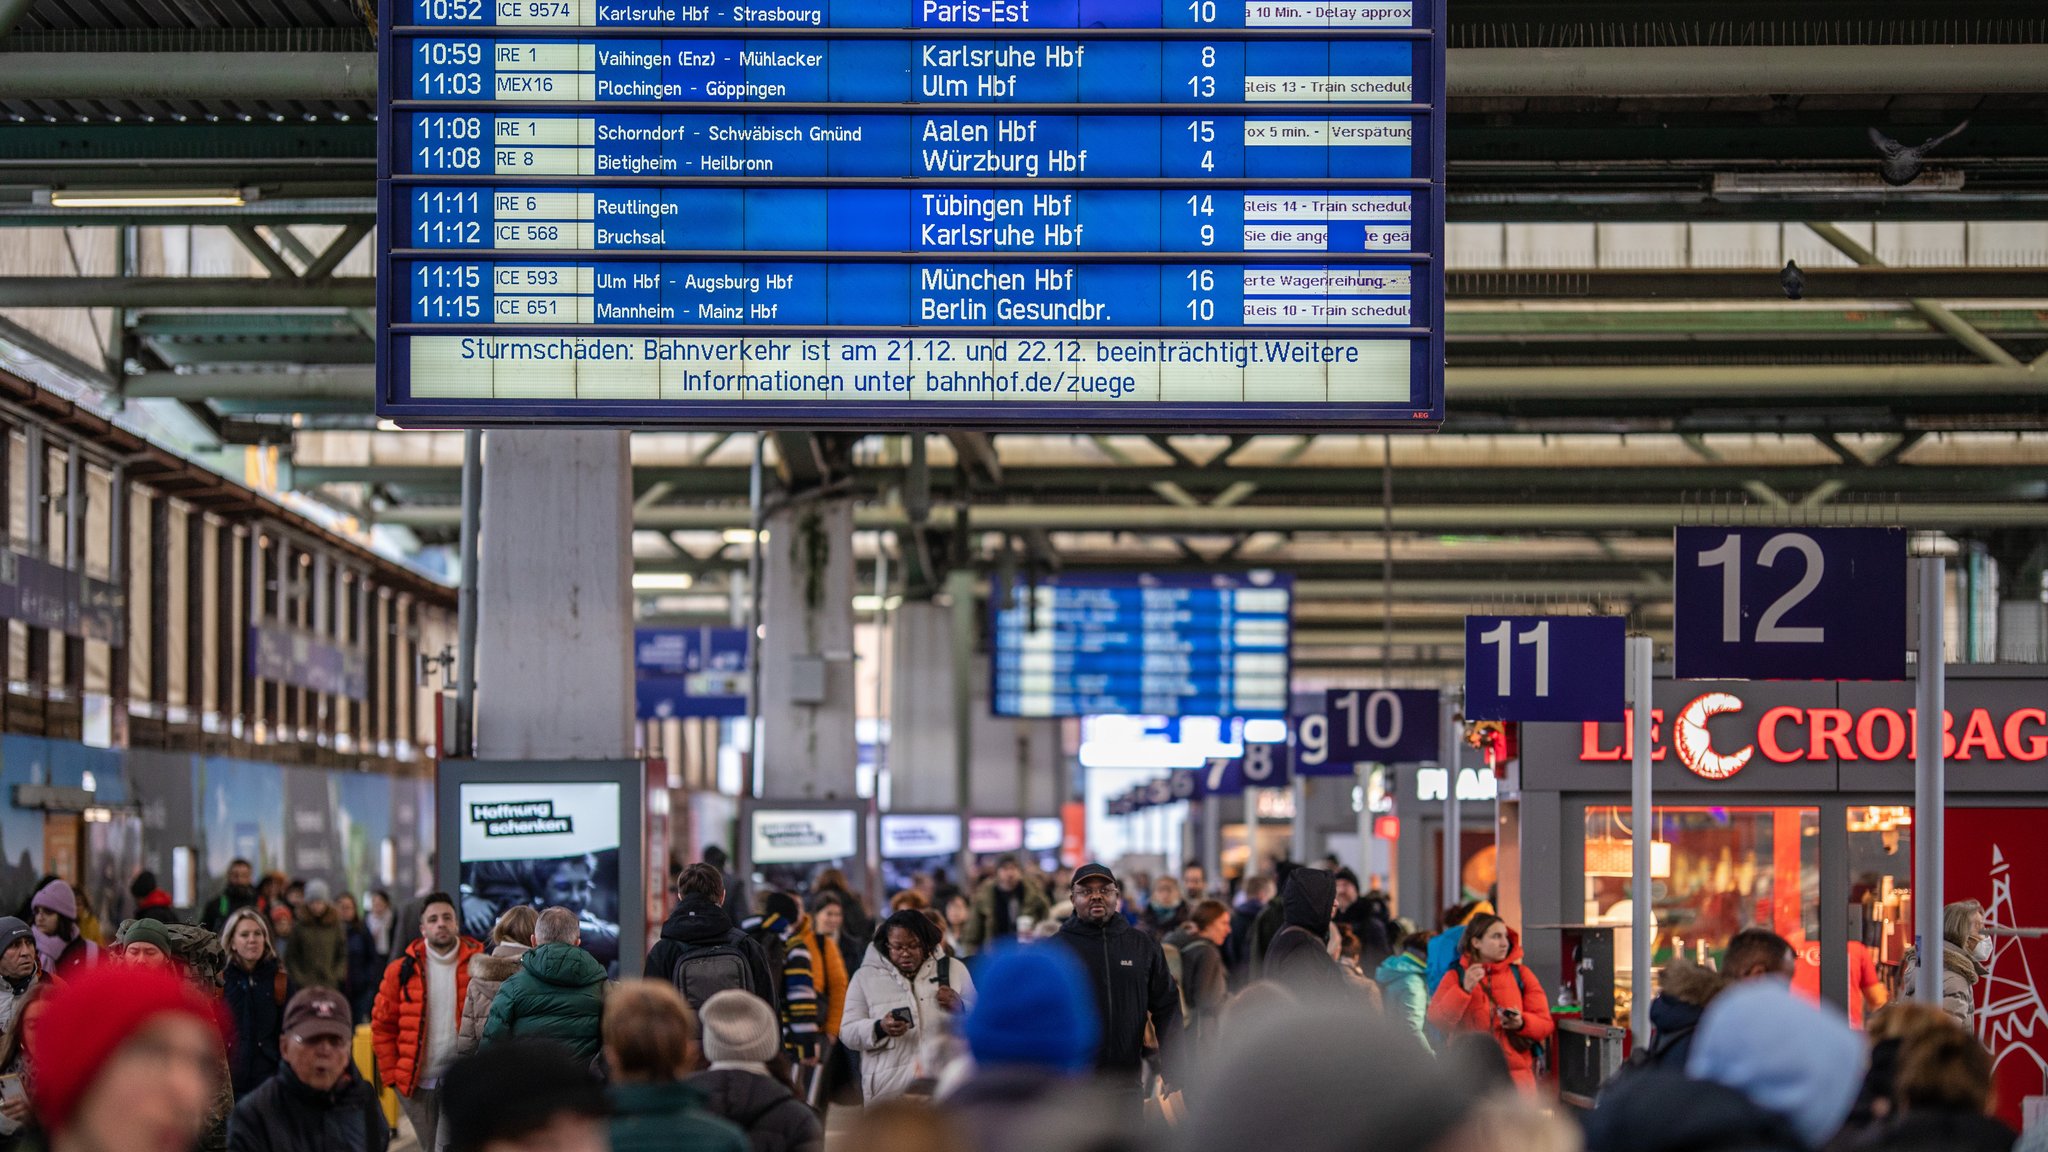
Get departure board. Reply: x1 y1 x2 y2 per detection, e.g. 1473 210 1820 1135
377 0 1445 427
989 572 1292 719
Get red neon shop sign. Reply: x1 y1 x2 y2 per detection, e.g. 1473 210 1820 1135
1581 694 2048 780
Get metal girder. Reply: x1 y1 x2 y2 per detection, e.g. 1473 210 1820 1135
0 52 378 101
302 221 373 281
1453 45 2048 97
0 278 372 308
379 500 2048 532
229 223 297 280
296 463 2048 496
1805 222 2023 368
124 368 376 400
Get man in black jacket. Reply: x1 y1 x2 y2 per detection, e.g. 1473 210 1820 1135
644 863 778 1012
229 987 389 1152
1262 868 1346 993
1050 863 1183 1102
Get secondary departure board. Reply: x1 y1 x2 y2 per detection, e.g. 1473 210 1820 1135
989 572 1292 719
376 0 1445 427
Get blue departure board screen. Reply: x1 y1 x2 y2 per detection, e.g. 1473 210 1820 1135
989 572 1292 719
377 0 1445 427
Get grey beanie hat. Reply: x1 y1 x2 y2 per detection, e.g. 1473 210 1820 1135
698 989 782 1065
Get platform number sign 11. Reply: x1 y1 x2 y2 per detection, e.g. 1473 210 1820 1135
1673 526 1906 681
1464 615 1626 722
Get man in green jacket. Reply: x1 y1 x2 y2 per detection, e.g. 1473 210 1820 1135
285 879 349 991
963 856 1052 951
483 906 607 1064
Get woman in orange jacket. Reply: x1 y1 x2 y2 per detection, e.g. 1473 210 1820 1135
1426 911 1554 1092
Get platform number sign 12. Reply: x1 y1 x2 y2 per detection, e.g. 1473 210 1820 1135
1463 615 1626 722
1673 526 1906 681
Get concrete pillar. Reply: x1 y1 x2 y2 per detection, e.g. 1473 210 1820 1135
888 599 958 810
758 497 858 799
473 430 634 760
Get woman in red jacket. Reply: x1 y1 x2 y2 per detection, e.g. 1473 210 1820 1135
1426 911 1554 1092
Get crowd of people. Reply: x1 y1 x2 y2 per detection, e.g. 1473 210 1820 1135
0 854 2032 1152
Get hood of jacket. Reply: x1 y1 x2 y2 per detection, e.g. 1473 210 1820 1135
661 896 738 946
1373 951 1424 985
523 940 606 988
609 1078 715 1121
471 942 529 983
1942 939 1986 984
1586 1069 1806 1152
300 902 340 929
1281 868 1336 937
689 1068 801 1127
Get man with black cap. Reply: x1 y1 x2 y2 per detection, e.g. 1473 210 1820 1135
0 917 38 1032
1049 863 1183 1104
230 987 388 1152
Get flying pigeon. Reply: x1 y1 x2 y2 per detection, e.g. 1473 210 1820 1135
1868 121 1969 186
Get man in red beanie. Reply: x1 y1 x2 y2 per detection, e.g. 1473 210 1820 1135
29 963 225 1152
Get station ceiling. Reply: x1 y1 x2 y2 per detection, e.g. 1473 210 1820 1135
0 0 2043 676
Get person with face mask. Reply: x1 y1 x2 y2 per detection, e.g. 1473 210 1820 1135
1048 864 1183 1105
228 988 389 1152
1902 900 1993 1029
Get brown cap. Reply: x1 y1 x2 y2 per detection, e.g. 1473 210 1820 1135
283 986 353 1043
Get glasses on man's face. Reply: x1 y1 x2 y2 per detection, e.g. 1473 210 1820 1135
1072 883 1119 899
289 1033 349 1052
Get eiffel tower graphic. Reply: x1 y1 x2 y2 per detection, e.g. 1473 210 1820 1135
1977 844 2048 1105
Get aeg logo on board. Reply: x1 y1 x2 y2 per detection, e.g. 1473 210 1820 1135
1579 695 2048 779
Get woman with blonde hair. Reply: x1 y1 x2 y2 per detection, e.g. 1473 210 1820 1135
601 980 749 1152
456 903 539 1058
220 905 292 1098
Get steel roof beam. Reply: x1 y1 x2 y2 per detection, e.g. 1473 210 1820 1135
376 502 2048 532
0 278 371 308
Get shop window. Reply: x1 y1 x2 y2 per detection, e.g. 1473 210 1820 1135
1584 805 1819 1019
1839 806 1913 1027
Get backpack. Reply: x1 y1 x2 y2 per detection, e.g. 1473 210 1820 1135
671 941 761 1010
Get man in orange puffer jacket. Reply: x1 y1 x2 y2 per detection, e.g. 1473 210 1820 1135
372 892 483 1151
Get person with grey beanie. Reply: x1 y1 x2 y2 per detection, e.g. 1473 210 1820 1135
286 881 348 992
0 917 40 1034
689 990 822 1152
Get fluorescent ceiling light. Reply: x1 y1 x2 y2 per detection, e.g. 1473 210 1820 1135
632 572 695 591
41 187 253 208
722 528 768 545
1712 171 1963 195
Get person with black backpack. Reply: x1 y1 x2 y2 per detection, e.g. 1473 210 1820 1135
646 863 778 1015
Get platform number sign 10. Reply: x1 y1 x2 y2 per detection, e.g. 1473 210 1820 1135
1463 615 1626 722
1673 526 1906 681
1320 688 1440 766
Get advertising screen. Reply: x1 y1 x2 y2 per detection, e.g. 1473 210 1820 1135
880 813 963 859
750 808 861 864
969 816 1026 854
457 780 623 973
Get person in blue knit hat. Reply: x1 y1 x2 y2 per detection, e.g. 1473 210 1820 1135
938 944 1102 1152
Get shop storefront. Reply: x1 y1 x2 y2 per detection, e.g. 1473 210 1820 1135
1515 666 2048 1127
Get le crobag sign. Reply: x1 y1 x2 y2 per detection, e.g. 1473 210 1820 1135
1521 673 2048 794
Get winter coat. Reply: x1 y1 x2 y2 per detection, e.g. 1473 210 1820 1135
1263 869 1345 992
343 920 381 1020
963 880 1051 951
286 904 348 992
607 1080 750 1152
31 930 95 981
0 971 42 1037
223 957 295 1099
1139 902 1188 940
203 887 262 935
941 1065 1084 1152
226 1063 389 1152
1249 898 1285 975
769 915 823 1060
644 898 778 1013
841 945 978 1102
1049 911 1183 1090
1225 897 1264 979
1640 959 1726 1072
789 919 846 1040
1426 927 1554 1091
1853 1111 2016 1152
1374 950 1432 1055
1160 926 1227 1046
454 942 528 1059
690 1069 823 1152
482 941 608 1064
1586 1067 1808 1152
370 935 484 1096
1901 941 1981 1028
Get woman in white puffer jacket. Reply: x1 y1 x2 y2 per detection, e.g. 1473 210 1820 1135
840 908 977 1102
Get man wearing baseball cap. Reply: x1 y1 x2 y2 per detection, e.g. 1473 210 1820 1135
1049 863 1183 1105
0 917 42 1033
229 986 388 1152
